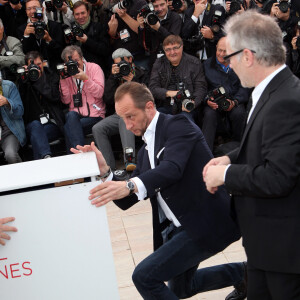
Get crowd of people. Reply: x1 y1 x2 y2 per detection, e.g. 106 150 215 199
0 0 299 171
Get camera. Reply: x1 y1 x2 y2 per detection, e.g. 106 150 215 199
45 0 55 12
172 82 194 114
71 23 84 38
114 57 131 78
33 7 46 39
206 86 230 111
138 3 159 26
211 10 223 33
62 25 76 45
56 55 79 78
277 0 290 13
17 60 40 82
53 0 64 8
1 64 19 81
73 92 82 108
111 0 132 13
228 0 243 15
124 147 135 169
9 0 20 4
172 0 182 10
183 33 205 53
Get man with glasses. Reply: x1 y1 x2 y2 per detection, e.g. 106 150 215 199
149 34 207 122
204 10 300 299
17 0 65 70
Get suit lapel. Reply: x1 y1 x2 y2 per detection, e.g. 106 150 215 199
238 67 292 156
154 114 166 166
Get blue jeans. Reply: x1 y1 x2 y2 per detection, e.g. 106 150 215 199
132 228 244 299
26 120 62 159
64 111 102 151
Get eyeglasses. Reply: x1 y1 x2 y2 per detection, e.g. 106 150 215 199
26 6 40 11
164 45 182 53
223 49 256 62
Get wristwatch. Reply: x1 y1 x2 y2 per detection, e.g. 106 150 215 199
126 180 135 196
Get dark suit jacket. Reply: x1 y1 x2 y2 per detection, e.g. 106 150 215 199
225 67 300 274
114 113 240 251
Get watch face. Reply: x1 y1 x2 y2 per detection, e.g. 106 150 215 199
127 181 135 190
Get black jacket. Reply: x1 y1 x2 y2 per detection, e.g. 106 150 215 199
103 65 149 116
203 56 250 104
138 10 182 65
18 68 65 130
17 20 65 70
181 3 225 58
149 52 207 108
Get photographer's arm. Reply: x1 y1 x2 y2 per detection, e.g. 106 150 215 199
3 82 24 119
117 9 139 34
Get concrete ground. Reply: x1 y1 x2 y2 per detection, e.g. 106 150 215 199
106 199 247 300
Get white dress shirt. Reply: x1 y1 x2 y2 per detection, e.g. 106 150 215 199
132 112 181 227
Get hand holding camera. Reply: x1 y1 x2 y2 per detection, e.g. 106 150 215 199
24 22 36 36
201 26 214 40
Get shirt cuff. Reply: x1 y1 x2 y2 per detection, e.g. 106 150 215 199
191 15 198 23
131 176 147 200
223 164 231 183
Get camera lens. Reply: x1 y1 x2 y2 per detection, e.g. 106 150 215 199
53 0 63 8
147 13 159 25
278 1 289 13
172 0 182 10
118 62 131 76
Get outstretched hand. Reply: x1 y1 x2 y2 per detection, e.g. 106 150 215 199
0 217 17 246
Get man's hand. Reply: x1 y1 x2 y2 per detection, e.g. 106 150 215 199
291 36 298 50
0 0 8 5
193 0 206 18
149 20 160 31
24 23 35 36
203 155 231 178
0 95 9 107
73 67 88 81
76 33 88 43
89 181 132 207
108 14 118 37
111 63 120 76
201 26 214 39
56 1 68 13
43 30 52 43
203 165 227 194
225 99 235 112
137 13 145 28
71 142 109 177
0 217 17 246
207 99 218 110
166 90 179 98
115 8 127 18
123 72 134 82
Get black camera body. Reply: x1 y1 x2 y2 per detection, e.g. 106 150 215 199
183 32 205 53
211 10 223 33
172 82 194 114
45 0 55 12
17 60 40 82
56 56 79 79
277 0 290 13
63 26 77 45
206 86 230 111
33 7 46 39
172 0 183 10
228 0 243 15
73 92 82 108
71 23 84 37
53 0 64 8
138 4 159 26
114 58 131 78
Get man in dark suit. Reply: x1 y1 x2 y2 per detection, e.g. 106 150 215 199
72 81 247 299
203 10 300 299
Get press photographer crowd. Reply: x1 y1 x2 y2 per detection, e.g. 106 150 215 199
1 0 300 299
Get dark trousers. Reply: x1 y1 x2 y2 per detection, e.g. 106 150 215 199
247 261 300 300
202 105 246 150
132 228 244 299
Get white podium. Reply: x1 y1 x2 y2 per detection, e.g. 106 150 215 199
0 152 119 300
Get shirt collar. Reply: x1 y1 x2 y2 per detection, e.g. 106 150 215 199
143 111 159 144
216 58 231 73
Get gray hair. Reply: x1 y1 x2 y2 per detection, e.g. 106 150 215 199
224 10 286 67
0 19 3 29
61 45 83 62
112 48 133 60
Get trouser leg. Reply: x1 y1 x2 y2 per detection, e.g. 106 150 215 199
1 134 21 164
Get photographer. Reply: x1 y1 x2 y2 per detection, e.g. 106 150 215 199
201 37 250 151
17 0 65 70
225 0 260 15
108 0 148 69
290 22 300 78
92 48 148 171
0 75 26 164
18 51 65 160
167 0 192 17
0 19 25 83
149 35 207 122
181 0 226 60
137 0 182 67
43 0 76 27
84 0 111 25
0 0 27 39
71 1 110 76
59 45 105 150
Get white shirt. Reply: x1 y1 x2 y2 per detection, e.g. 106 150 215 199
224 64 286 181
132 112 181 227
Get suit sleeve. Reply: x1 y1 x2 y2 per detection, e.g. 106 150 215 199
225 96 300 197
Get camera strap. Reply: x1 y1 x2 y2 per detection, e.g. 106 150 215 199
1 36 10 53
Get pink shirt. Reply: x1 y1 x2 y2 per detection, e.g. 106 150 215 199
60 62 106 118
